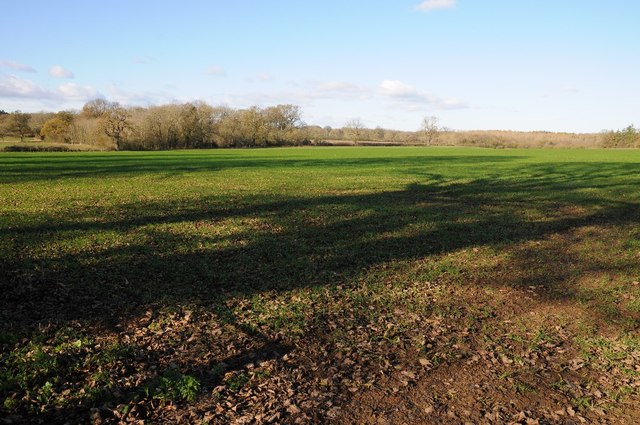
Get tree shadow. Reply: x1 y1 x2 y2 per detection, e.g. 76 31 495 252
2 154 640 422
0 151 524 183
2 160 639 328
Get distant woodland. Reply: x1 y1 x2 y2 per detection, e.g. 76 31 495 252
0 100 638 151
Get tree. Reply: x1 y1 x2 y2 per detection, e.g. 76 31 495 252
29 112 56 140
217 111 243 147
264 104 302 144
178 101 216 148
82 98 116 118
8 111 32 142
40 112 75 143
602 124 639 148
420 116 439 146
0 114 8 140
138 104 181 149
101 106 131 150
303 125 324 144
238 107 268 146
373 126 385 140
344 118 365 143
264 104 301 131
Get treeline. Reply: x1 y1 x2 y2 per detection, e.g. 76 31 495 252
0 100 638 150
0 100 312 150
600 125 640 148
0 100 429 150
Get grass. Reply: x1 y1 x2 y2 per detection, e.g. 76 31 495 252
1 147 640 423
143 368 201 403
0 139 103 152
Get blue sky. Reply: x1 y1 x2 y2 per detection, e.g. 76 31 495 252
1 0 639 132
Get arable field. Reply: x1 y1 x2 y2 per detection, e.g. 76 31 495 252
1 147 640 424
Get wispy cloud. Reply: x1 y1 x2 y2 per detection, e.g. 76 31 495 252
0 75 47 98
0 60 36 73
223 90 315 108
308 80 371 99
246 72 275 83
57 83 100 99
0 74 100 102
204 65 226 76
49 65 74 78
226 80 372 107
132 55 155 65
380 80 418 98
216 79 464 113
107 85 177 106
380 79 467 110
415 0 457 12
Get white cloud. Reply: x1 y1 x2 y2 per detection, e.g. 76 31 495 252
380 80 419 98
310 81 371 99
0 74 47 98
107 85 177 106
380 79 467 110
0 60 36 73
49 65 74 78
204 65 226 76
415 0 457 12
188 77 464 116
439 97 468 109
225 80 372 108
246 72 275 83
0 74 101 104
224 90 312 108
56 83 100 100
257 73 274 82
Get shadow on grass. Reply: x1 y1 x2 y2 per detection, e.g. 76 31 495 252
0 151 525 183
1 154 640 421
2 160 639 327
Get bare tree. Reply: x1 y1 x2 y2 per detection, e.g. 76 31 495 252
264 104 302 131
82 98 116 118
263 104 303 144
238 107 268 147
373 126 385 141
102 106 131 150
420 116 439 146
344 118 365 143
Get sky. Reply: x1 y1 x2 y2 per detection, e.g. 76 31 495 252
1 0 639 132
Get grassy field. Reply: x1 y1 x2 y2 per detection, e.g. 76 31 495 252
1 147 640 424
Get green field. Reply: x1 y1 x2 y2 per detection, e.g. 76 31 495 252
2 147 640 423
